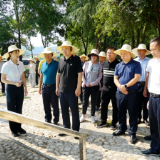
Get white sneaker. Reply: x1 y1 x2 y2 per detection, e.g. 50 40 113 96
80 116 85 123
91 116 95 123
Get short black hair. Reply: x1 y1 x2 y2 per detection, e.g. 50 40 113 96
150 37 160 47
107 46 117 51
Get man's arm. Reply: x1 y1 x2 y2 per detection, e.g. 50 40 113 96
114 75 128 94
39 73 43 94
75 72 82 97
21 72 28 96
126 74 141 87
143 72 149 97
56 73 61 96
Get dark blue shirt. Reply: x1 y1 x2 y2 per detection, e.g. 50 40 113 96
114 59 141 91
41 59 59 85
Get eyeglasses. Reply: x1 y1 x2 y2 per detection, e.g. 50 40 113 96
106 52 114 55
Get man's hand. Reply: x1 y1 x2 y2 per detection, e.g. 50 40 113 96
56 88 59 96
143 89 148 97
119 85 127 92
24 88 28 96
147 101 149 110
88 84 91 87
15 82 22 87
75 87 81 97
39 88 42 94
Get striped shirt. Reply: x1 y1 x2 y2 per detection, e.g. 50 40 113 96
102 59 119 90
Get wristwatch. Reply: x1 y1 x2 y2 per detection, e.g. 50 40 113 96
125 84 128 89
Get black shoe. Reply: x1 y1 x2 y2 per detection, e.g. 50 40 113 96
12 132 20 137
45 120 51 123
110 124 117 130
113 130 125 136
74 137 79 140
130 135 137 144
59 133 66 137
141 149 159 155
143 120 149 126
17 128 26 134
144 135 151 141
53 122 58 125
97 122 107 128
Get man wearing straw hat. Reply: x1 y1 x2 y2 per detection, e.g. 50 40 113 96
96 51 106 111
113 44 141 144
133 44 150 126
56 41 82 138
0 55 5 95
34 56 40 86
39 47 59 124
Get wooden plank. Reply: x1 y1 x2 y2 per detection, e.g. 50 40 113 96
0 109 86 138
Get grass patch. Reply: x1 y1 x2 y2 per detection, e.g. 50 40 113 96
24 96 31 99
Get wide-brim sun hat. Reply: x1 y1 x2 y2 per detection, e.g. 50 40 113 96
88 49 99 58
34 55 39 58
132 44 150 57
99 51 106 57
56 41 79 54
114 44 135 58
79 54 89 60
2 45 25 59
29 58 34 61
39 47 57 58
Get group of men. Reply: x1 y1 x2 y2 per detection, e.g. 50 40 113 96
39 37 160 155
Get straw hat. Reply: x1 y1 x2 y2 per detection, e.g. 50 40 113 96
39 47 57 58
132 44 150 57
88 49 99 58
34 55 39 58
79 54 88 60
2 45 25 59
56 41 79 54
114 44 135 58
99 51 106 57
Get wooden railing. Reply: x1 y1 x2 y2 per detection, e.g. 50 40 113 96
0 109 86 160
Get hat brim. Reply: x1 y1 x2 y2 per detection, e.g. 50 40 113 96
99 55 106 58
56 45 79 54
132 48 150 57
114 49 135 58
88 53 99 58
39 52 57 59
2 49 25 59
80 55 88 60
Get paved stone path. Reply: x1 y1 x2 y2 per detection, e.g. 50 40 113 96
0 84 159 160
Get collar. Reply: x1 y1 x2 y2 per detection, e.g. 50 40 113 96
45 59 54 65
137 56 148 61
107 59 116 64
122 59 133 65
64 55 73 61
9 59 19 66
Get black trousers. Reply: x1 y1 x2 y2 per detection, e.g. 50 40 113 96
101 87 118 125
0 73 5 93
149 96 160 153
116 91 138 135
79 87 83 104
96 90 101 109
82 86 99 116
137 84 149 121
42 84 59 123
6 84 24 132
35 70 39 85
59 92 80 131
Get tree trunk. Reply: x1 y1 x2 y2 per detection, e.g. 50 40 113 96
103 35 107 51
141 24 147 43
41 35 46 48
95 36 99 49
136 29 140 46
131 30 135 48
29 37 33 58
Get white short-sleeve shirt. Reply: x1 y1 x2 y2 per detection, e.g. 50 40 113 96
1 60 25 82
146 58 160 94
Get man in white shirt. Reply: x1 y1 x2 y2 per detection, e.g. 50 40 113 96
0 55 5 95
142 37 160 155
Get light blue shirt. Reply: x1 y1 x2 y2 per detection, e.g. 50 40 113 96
134 57 150 82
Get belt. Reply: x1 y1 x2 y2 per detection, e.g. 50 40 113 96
118 90 136 94
107 86 116 88
151 93 160 98
43 84 55 87
138 81 145 85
